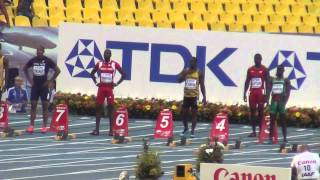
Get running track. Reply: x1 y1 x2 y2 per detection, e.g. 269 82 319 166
0 114 319 180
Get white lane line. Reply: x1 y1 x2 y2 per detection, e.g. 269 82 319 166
0 130 253 169
0 124 153 152
238 142 320 165
0 129 251 163
0 121 97 143
0 148 195 172
2 159 191 180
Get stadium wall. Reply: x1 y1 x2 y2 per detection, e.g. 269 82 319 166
58 23 320 107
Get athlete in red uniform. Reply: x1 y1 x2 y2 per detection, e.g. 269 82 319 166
243 54 269 137
90 49 125 136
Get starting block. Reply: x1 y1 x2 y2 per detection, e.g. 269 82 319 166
280 143 299 154
223 139 244 151
0 127 23 138
112 107 132 144
111 134 133 144
54 130 76 141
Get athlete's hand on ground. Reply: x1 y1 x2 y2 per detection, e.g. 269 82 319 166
202 98 207 105
43 80 51 87
243 94 247 102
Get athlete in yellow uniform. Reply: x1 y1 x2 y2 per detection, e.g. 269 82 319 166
0 51 9 100
178 57 206 138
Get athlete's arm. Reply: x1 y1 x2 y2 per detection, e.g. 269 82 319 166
243 69 250 102
264 69 270 104
50 65 61 82
115 65 126 87
177 69 187 83
199 71 207 104
23 59 33 86
0 0 10 26
285 79 291 105
90 64 98 85
266 77 272 105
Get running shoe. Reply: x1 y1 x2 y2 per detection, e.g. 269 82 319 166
26 126 34 133
90 129 100 136
40 126 47 134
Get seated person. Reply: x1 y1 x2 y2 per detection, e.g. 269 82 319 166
7 76 28 113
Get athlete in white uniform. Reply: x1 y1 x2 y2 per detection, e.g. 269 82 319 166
291 145 320 180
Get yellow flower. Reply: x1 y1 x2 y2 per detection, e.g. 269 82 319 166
295 112 301 118
198 103 203 108
171 105 177 110
84 96 89 100
145 105 151 111
237 112 242 117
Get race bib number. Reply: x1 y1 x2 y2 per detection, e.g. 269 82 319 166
272 84 284 94
33 65 45 76
185 79 197 89
251 78 262 88
101 73 113 83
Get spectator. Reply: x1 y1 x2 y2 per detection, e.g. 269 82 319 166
7 76 28 113
16 0 33 21
0 0 10 26
291 144 320 180
47 80 55 112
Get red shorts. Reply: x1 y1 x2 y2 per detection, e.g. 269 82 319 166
96 86 114 105
249 92 265 109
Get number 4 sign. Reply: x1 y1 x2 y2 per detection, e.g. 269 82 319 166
154 109 173 139
112 107 129 136
50 104 69 133
210 112 229 144
0 102 8 128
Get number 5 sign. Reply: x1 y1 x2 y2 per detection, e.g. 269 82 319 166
50 104 69 133
0 101 8 128
210 112 229 144
112 107 129 136
154 109 173 139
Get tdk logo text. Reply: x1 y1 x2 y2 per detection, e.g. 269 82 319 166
65 40 310 90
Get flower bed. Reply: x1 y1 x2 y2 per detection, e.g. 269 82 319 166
54 92 320 128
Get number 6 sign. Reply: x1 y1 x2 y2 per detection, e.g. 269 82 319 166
50 104 69 133
112 107 129 136
154 109 173 139
210 112 229 144
0 101 8 128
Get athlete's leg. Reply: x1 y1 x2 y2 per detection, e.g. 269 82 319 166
107 104 115 136
279 103 287 142
91 87 105 135
41 101 49 127
181 97 190 134
28 86 39 132
190 108 198 137
93 103 103 135
30 100 37 126
40 86 50 130
248 94 257 137
269 103 277 142
181 107 189 133
190 97 198 137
